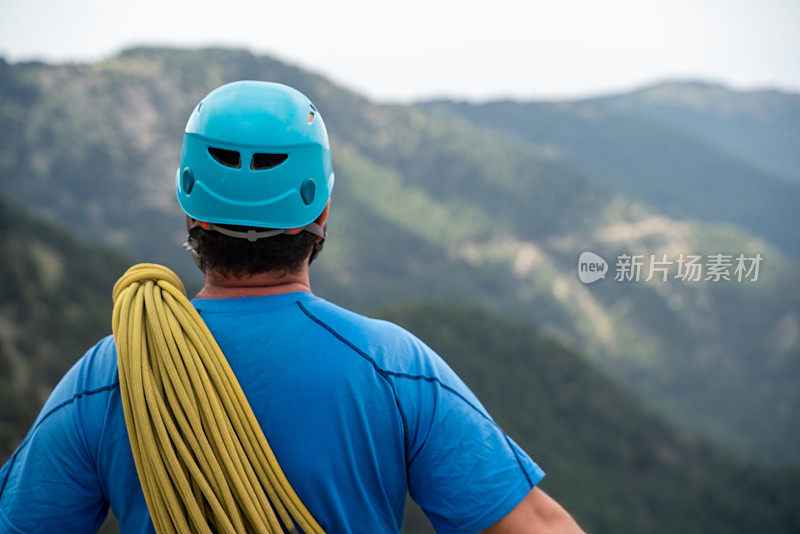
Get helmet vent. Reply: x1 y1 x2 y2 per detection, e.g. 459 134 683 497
251 153 288 170
208 147 241 169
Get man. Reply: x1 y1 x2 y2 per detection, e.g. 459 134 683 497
0 81 583 533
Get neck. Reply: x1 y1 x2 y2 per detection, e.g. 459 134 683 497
194 267 311 299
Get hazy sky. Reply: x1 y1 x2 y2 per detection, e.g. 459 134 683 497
1 0 798 101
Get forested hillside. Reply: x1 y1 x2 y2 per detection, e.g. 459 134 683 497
0 48 798 463
0 196 128 455
387 303 800 534
424 87 800 257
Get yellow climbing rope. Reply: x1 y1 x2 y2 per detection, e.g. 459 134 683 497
112 263 324 534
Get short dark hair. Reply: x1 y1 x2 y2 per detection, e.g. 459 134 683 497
189 225 316 277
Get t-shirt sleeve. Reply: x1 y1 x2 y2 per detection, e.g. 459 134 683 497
395 338 546 534
0 344 114 533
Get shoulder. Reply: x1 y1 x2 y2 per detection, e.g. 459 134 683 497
298 296 444 378
37 335 120 423
298 298 504 431
64 334 119 392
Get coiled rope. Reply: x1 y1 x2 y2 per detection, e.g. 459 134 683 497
112 263 324 533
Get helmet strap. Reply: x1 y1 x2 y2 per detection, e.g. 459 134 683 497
308 223 327 265
184 221 327 266
188 220 326 242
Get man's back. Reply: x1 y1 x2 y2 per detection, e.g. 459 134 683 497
0 292 542 533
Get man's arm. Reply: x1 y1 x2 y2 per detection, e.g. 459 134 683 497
0 340 115 532
482 487 585 534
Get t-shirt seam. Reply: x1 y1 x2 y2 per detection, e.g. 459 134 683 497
503 434 534 486
0 382 120 500
295 301 411 454
294 301 531 483
387 372 533 481
383 371 494 426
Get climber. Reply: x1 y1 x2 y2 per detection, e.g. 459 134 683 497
0 81 583 533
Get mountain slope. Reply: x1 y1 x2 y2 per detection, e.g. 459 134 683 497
423 94 800 257
594 80 800 185
0 196 129 457
385 303 800 534
1 49 798 463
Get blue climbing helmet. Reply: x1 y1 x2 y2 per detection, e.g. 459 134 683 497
176 81 334 237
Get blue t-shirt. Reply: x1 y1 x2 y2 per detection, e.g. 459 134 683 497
0 292 544 533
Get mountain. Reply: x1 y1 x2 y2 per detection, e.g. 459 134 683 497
387 303 800 534
594 80 800 185
1 48 798 463
0 196 128 456
423 86 800 257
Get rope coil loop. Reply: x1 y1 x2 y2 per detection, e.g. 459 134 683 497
112 263 324 534
112 263 185 302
